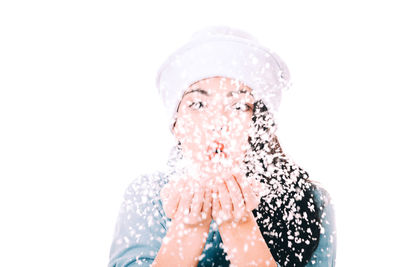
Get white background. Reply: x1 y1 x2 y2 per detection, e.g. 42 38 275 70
1 1 399 266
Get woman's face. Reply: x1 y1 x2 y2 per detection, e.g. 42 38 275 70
173 76 254 175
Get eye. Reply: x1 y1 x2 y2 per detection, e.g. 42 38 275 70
188 101 205 110
233 102 252 111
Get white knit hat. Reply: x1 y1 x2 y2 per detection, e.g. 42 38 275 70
155 26 291 132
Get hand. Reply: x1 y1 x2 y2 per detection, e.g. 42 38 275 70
160 178 212 228
211 172 262 227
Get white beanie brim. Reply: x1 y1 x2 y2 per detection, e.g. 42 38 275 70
155 26 291 132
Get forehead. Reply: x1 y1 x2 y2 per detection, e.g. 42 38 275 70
187 76 252 95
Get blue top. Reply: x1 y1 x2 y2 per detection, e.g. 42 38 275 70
108 172 336 267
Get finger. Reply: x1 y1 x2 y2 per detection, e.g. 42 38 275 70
161 182 180 219
248 177 263 198
160 183 169 200
190 184 203 214
189 183 203 224
224 175 246 221
202 187 212 220
171 180 186 219
179 182 194 213
217 181 233 221
211 188 220 222
235 176 260 212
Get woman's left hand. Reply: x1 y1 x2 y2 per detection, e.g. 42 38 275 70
211 172 262 226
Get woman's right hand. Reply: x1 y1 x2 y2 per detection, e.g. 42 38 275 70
155 180 213 267
160 178 212 228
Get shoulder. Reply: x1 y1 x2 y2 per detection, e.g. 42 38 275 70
109 172 170 266
308 182 336 239
306 183 337 265
120 171 169 216
123 171 169 200
309 182 334 213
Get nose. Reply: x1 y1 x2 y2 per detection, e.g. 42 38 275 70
212 125 229 133
210 115 229 133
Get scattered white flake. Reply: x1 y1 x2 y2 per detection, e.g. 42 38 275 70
295 252 303 262
163 236 170 244
198 253 205 261
204 243 213 250
147 216 154 227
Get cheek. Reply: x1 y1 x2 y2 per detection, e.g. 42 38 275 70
229 112 251 132
177 116 208 153
228 115 252 150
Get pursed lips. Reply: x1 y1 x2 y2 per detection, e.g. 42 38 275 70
207 141 227 160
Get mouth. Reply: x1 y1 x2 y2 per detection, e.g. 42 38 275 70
207 141 227 160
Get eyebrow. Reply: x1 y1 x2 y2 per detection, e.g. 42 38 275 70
183 88 209 96
227 89 253 97
183 88 253 97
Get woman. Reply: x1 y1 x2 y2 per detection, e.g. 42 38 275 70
108 26 336 267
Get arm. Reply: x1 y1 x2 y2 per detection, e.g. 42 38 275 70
221 189 337 267
305 187 336 266
218 213 277 267
213 174 277 267
108 175 167 267
152 220 210 266
152 178 213 267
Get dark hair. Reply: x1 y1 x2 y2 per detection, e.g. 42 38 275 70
245 100 323 266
